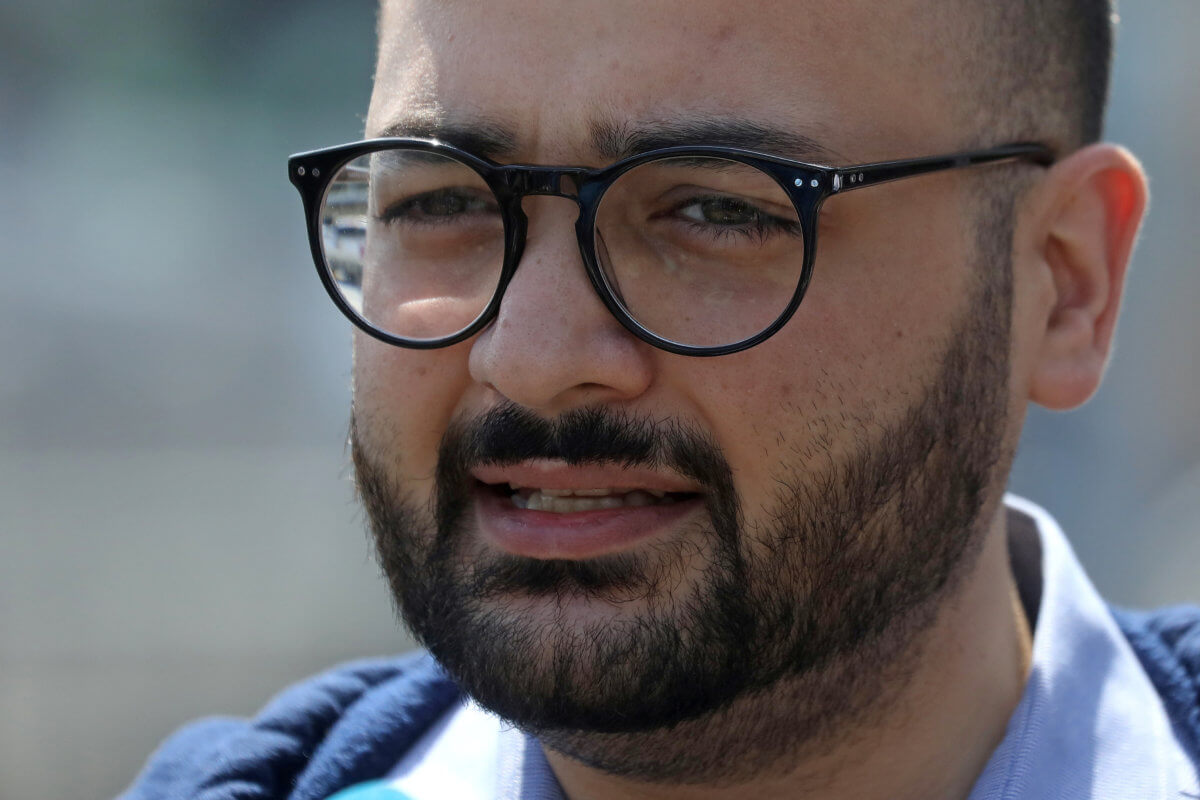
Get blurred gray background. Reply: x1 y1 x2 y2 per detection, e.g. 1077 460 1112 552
0 2 1196 798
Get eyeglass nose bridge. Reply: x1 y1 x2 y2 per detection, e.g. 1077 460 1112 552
490 164 615 336
501 165 589 200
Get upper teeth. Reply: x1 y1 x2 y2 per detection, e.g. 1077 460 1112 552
530 487 666 498
512 487 672 512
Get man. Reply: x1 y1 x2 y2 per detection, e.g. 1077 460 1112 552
125 1 1200 798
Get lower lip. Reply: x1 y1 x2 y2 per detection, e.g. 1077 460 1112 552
473 485 704 560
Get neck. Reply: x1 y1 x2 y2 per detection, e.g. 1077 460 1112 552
543 508 1032 800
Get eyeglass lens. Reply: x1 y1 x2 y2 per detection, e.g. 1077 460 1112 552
320 150 506 342
318 149 806 347
594 157 805 347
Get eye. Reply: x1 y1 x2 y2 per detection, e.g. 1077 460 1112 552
414 190 482 217
677 195 765 227
378 187 497 224
662 192 802 244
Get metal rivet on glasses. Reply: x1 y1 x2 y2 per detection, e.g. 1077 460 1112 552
297 166 306 176
794 178 803 187
810 178 819 188
313 168 321 177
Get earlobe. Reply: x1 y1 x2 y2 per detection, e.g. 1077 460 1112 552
1026 144 1148 410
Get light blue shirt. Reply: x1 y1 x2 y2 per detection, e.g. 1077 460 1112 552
338 497 1198 799
966 496 1197 799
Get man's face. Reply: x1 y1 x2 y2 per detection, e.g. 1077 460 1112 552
355 0 1022 774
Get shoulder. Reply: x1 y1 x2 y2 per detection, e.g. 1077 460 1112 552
1113 604 1200 759
119 651 461 800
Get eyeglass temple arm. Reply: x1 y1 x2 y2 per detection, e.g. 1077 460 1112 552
828 143 1056 194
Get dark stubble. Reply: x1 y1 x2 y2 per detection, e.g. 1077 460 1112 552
353 202 1015 782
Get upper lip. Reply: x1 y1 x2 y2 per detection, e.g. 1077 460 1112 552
470 459 703 494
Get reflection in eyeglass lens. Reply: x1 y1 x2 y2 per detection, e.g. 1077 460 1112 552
321 151 506 341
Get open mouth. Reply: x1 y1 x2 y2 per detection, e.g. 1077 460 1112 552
470 469 706 559
478 482 700 513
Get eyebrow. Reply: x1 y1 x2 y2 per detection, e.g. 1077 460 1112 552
375 116 520 161
373 113 841 165
590 117 842 164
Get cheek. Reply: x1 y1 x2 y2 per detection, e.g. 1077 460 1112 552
814 187 972 345
353 332 473 487
682 212 976 513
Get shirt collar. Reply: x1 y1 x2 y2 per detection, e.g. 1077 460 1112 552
967 494 1197 799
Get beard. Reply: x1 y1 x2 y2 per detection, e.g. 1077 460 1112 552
352 215 1015 782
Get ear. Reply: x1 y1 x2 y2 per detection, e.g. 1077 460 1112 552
1021 144 1148 410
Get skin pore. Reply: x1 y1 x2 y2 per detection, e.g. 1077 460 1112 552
354 2 1147 799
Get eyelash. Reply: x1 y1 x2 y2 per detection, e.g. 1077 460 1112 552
669 197 804 244
375 189 497 225
371 188 806 246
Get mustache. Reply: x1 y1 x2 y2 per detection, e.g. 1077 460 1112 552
435 403 735 493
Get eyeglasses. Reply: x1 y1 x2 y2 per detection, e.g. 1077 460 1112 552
288 139 1054 356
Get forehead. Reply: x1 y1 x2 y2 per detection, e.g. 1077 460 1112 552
369 0 966 162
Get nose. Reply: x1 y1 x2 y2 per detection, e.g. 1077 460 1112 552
468 195 655 412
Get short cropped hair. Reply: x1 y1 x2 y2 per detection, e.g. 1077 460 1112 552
958 0 1114 151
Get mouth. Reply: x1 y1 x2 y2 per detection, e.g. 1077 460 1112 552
493 484 691 511
469 462 705 560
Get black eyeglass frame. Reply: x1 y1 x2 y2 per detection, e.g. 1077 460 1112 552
289 139 1054 357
